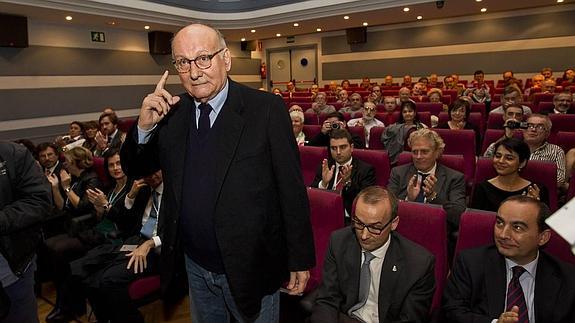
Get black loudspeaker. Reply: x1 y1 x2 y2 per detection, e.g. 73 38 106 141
346 27 367 45
148 31 173 55
240 40 257 51
0 14 28 48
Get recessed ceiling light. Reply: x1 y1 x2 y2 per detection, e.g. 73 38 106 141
251 29 256 33
65 16 72 21
403 7 410 12
276 33 281 37
241 38 246 41
480 7 487 12
316 28 322 32
344 16 350 20
107 21 116 25
293 23 299 27
362 22 368 26
417 16 423 20
144 25 150 30
557 0 564 2
476 0 482 2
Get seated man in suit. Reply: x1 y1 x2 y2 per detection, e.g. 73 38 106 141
442 195 575 323
94 112 126 157
388 128 466 255
50 170 163 323
311 186 435 323
311 128 376 220
307 112 365 148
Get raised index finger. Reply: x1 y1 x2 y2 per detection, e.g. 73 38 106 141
154 70 169 94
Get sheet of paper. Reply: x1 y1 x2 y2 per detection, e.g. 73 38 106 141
546 197 575 255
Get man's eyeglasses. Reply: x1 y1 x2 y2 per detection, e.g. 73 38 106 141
351 215 396 235
526 123 546 131
172 48 225 72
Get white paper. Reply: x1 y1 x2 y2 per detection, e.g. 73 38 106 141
546 197 575 255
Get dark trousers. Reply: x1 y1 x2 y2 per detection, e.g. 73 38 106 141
1 260 38 323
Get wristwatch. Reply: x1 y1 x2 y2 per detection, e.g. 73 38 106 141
427 191 438 201
103 203 110 210
64 186 71 193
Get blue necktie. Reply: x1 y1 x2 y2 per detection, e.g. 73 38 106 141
140 190 159 239
198 103 212 139
349 251 376 316
415 172 428 203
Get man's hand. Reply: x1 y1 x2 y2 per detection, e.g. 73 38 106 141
497 306 520 323
321 120 332 134
127 179 147 199
138 71 181 130
321 159 335 185
286 270 310 295
47 174 59 188
422 174 438 198
339 164 353 184
126 240 154 274
95 131 108 150
407 174 422 201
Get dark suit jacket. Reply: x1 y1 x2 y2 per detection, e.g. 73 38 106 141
311 229 435 323
388 163 466 232
121 79 315 319
310 157 376 215
442 245 575 323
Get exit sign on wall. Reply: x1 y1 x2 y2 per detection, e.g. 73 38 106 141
91 32 105 42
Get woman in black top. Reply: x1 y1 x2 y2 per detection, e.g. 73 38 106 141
471 138 548 212
437 99 481 153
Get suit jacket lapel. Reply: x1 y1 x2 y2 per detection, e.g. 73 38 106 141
344 229 362 308
377 234 402 320
534 253 561 322
485 250 507 317
433 164 447 195
212 80 245 200
168 93 194 209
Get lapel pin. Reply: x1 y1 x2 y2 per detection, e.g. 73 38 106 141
392 265 397 272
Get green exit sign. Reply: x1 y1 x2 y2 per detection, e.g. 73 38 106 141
91 31 106 42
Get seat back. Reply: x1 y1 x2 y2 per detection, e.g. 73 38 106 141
298 145 328 186
415 102 443 116
433 128 476 180
554 131 575 152
306 188 345 292
481 129 503 155
548 114 575 143
128 275 161 303
396 201 448 314
91 157 110 188
368 127 386 150
118 118 137 133
487 113 504 129
351 149 390 187
474 158 558 211
437 112 484 139
348 126 366 147
456 210 575 266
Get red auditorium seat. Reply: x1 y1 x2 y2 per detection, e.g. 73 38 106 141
547 114 575 143
455 209 575 266
473 157 558 211
481 129 503 155
92 157 110 188
302 125 321 140
293 102 312 110
532 93 555 109
368 126 385 150
568 176 575 201
304 112 320 125
433 128 477 181
298 145 328 186
128 275 161 305
443 90 458 103
347 126 365 147
305 188 345 293
396 201 448 315
470 103 486 119
554 131 575 152
118 118 137 133
537 102 575 114
486 113 505 129
415 102 443 116
351 149 391 187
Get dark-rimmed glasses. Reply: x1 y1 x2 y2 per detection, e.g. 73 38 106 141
172 48 225 72
351 215 396 235
526 123 546 132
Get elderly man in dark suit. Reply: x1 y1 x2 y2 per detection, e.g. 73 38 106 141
388 128 466 255
311 128 376 220
442 195 575 323
120 23 314 322
311 186 435 322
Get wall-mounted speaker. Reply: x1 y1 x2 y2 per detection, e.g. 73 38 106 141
0 14 28 48
240 40 257 51
148 31 173 55
346 27 367 45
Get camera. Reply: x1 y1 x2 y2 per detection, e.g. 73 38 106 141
505 121 528 130
331 122 341 130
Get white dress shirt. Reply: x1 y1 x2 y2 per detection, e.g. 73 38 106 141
125 183 164 247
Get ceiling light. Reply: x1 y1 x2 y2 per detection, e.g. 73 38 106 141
362 22 368 26
480 7 487 12
107 21 116 25
557 0 564 2
476 0 482 2
144 25 150 30
344 16 349 20
241 38 246 41
316 28 322 32
417 16 423 20
276 33 281 37
403 7 410 12
293 23 299 27
65 16 72 21
251 29 256 33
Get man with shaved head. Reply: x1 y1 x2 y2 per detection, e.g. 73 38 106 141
121 24 314 322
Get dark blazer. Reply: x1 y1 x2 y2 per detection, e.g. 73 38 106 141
388 163 466 232
442 245 575 323
310 157 376 215
311 229 435 323
121 79 315 318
